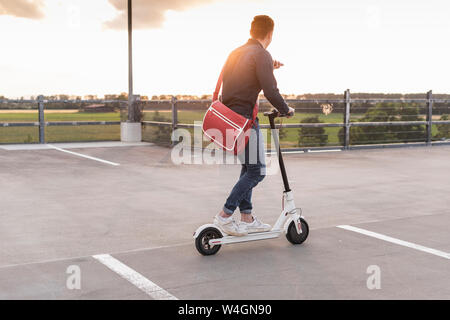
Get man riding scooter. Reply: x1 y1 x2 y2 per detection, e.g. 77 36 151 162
214 15 295 236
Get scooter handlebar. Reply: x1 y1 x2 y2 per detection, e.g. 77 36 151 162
263 109 292 118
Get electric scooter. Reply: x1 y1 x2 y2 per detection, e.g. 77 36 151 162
194 109 309 255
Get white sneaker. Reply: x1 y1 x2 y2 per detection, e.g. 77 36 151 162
214 214 248 236
240 216 271 233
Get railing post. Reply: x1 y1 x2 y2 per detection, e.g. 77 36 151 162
121 94 142 142
133 94 140 122
171 96 178 146
38 95 45 144
426 90 433 145
343 89 351 149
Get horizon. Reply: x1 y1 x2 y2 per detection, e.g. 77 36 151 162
1 0 450 98
4 90 450 101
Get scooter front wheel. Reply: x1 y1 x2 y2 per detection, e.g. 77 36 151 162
286 218 309 245
195 227 222 255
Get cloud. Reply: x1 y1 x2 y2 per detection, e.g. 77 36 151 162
104 0 216 30
0 0 45 19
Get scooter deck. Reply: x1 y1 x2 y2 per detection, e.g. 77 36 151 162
209 230 282 246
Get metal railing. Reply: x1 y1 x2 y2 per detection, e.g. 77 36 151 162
142 90 450 150
0 96 125 143
2 90 450 149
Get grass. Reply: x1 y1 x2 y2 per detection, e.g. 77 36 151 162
142 110 345 124
0 127 40 144
143 110 344 148
0 112 120 122
0 126 120 144
0 111 121 143
0 110 446 145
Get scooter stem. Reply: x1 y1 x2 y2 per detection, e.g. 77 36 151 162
268 115 291 192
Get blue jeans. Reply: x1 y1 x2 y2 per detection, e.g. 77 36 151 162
223 120 266 215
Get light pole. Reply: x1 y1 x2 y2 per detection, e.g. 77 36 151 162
127 0 133 121
121 0 141 141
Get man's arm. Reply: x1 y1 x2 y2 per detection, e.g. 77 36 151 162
254 51 290 115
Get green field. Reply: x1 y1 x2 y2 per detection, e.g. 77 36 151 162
0 112 120 122
0 110 444 145
143 110 346 148
142 110 345 124
0 126 120 144
0 112 120 143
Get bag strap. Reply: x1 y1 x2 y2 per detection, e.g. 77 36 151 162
212 67 224 102
212 66 259 122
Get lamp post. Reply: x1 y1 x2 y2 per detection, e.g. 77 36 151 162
127 0 133 121
120 0 142 141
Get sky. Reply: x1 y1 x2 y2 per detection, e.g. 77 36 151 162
1 0 450 98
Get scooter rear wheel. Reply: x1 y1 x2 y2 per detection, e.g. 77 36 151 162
195 227 222 256
286 218 309 245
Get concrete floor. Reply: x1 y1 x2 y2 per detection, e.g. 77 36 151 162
0 142 449 299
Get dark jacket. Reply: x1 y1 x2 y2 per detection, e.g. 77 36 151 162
221 38 290 119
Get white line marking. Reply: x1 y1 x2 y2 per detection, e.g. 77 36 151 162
93 254 178 300
265 149 342 155
0 141 153 151
48 144 120 166
266 151 304 155
282 150 305 154
309 149 342 153
337 225 450 260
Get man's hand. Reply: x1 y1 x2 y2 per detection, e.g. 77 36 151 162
286 106 295 118
273 60 284 69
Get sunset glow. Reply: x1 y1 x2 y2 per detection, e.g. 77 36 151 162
1 0 450 98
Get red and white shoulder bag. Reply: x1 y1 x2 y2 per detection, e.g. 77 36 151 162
202 68 258 155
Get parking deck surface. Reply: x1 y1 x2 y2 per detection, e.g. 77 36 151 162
0 142 449 299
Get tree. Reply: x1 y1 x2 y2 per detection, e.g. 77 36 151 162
118 92 128 101
434 114 450 141
150 111 172 145
57 94 70 100
393 103 425 143
298 116 328 147
338 102 425 145
275 119 287 140
105 94 119 100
